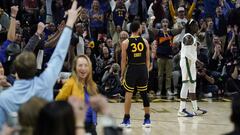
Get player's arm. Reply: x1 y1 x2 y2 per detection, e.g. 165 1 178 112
121 39 128 80
143 38 150 71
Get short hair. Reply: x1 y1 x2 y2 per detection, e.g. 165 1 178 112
18 97 48 127
130 21 140 33
13 51 37 79
231 93 240 127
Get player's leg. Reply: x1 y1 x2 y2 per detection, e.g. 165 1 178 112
178 82 194 117
120 67 135 127
139 90 151 128
189 83 207 116
137 65 151 127
178 58 193 117
189 63 207 116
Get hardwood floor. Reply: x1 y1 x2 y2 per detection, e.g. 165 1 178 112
97 102 233 135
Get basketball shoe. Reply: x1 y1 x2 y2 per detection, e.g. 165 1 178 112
142 117 151 128
178 109 194 117
193 107 207 116
120 117 131 128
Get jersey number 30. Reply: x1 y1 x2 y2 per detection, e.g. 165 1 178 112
130 43 144 52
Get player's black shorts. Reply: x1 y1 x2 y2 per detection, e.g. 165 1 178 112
122 64 148 93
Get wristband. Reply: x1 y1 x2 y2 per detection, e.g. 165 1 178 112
65 25 73 30
10 15 16 19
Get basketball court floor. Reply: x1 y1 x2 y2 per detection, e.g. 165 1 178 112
97 101 233 135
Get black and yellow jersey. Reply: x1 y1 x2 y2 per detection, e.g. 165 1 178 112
127 36 146 65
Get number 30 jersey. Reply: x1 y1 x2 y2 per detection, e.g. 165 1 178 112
127 36 146 65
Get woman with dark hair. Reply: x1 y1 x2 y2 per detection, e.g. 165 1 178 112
178 19 207 117
34 95 87 135
34 101 77 135
56 55 98 135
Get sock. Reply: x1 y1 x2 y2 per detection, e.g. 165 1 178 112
179 101 186 112
144 113 150 119
124 114 130 120
191 100 198 111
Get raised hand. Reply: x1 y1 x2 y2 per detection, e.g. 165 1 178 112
10 6 19 18
37 22 46 34
68 96 87 126
66 1 82 28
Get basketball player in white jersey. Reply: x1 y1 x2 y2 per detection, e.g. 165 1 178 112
178 19 207 117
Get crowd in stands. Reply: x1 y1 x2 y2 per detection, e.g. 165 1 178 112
0 0 240 134
0 0 240 99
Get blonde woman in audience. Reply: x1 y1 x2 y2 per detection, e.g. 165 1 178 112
56 55 98 135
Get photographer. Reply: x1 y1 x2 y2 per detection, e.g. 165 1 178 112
197 66 219 98
101 63 123 98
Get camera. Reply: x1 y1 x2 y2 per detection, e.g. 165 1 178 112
111 63 120 74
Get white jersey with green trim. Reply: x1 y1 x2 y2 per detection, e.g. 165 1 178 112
180 33 197 63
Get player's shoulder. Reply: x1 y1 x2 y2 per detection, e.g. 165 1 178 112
141 37 148 43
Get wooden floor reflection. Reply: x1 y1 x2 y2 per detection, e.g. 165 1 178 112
97 102 233 135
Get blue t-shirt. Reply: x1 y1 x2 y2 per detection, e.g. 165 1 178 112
84 86 97 124
113 7 126 26
0 40 12 63
89 10 104 28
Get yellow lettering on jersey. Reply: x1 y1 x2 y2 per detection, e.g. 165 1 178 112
137 43 144 51
131 43 137 52
130 43 144 53
134 53 142 57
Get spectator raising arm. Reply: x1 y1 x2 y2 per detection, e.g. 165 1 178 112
187 0 197 20
44 21 65 48
24 22 45 51
0 6 18 63
36 1 82 98
7 6 18 42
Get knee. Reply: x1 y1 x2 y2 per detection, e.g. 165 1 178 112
188 83 196 93
140 92 150 107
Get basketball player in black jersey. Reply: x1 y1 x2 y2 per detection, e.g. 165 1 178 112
120 21 151 128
